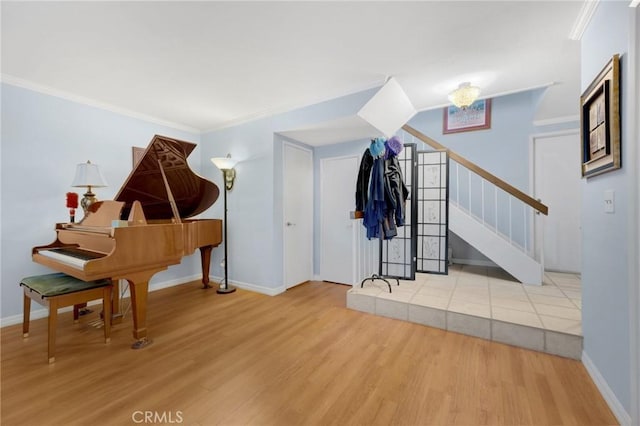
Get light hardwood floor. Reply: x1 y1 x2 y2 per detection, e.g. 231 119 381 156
1 281 617 425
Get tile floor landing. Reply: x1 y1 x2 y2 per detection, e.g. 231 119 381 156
347 264 583 359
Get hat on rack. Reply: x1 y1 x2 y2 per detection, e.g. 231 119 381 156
386 136 403 157
369 138 386 158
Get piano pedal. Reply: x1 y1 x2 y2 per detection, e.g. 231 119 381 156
132 338 152 350
78 307 93 316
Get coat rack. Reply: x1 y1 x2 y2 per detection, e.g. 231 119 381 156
359 273 399 293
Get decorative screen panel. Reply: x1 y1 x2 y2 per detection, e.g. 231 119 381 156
380 144 417 280
416 150 449 274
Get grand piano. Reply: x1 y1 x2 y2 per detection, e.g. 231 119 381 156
32 135 222 348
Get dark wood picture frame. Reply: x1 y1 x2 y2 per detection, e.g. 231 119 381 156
580 54 621 178
443 99 491 134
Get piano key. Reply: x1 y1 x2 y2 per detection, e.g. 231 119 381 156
37 248 105 269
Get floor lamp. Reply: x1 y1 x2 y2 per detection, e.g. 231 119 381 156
211 154 238 294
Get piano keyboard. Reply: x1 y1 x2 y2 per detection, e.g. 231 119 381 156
38 247 106 269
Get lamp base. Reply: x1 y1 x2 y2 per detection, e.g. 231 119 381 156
80 190 97 214
217 285 236 294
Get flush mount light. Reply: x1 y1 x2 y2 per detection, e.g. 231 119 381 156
448 82 481 109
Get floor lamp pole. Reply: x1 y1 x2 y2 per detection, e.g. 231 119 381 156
218 173 236 294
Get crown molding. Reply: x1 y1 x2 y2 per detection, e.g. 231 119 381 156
202 79 384 134
1 74 201 134
569 1 600 40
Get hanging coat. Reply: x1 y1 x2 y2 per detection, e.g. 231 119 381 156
355 149 374 213
363 156 387 239
384 155 409 227
357 137 409 240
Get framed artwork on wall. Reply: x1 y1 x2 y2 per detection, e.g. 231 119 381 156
580 54 621 178
443 99 491 134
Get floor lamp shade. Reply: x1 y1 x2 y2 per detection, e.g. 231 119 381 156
211 155 238 190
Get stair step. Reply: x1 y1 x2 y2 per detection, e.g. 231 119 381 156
347 288 582 359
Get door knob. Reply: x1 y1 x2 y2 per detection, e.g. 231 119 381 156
286 222 296 226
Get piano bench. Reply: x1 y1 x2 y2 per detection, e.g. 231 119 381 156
20 273 113 363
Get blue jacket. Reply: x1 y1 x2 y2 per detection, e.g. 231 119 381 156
358 142 409 240
363 157 386 239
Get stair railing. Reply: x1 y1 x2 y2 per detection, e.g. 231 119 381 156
401 124 548 260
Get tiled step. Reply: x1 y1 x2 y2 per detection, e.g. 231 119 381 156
346 268 583 359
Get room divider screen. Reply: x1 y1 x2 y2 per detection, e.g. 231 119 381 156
379 143 417 280
416 150 449 274
379 146 449 280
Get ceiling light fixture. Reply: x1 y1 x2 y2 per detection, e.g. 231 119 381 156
448 82 481 109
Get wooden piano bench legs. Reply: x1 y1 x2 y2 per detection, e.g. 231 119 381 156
20 273 112 363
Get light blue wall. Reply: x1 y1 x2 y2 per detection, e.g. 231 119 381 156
199 89 377 291
0 84 378 322
308 89 560 270
407 89 546 190
404 89 569 261
581 1 634 416
1 78 586 321
0 83 202 321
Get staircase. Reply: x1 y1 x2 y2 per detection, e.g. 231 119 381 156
449 203 542 284
402 125 547 285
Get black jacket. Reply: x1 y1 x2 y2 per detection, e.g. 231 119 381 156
355 147 409 239
355 149 374 213
384 155 409 227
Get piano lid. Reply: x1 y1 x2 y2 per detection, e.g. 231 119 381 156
115 135 220 220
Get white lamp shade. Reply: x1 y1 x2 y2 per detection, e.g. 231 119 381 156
357 77 417 138
71 161 107 188
211 156 238 170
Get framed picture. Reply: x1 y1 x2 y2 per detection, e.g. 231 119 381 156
132 147 145 168
580 54 621 178
443 99 491 134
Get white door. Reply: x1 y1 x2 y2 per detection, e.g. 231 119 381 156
533 131 582 273
283 142 313 289
320 155 359 285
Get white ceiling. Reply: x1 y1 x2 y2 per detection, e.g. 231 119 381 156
2 1 585 143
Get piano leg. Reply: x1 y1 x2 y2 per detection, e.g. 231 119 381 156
125 273 153 349
110 279 123 324
199 245 213 289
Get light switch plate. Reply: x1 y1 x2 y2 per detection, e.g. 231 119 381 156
604 190 615 213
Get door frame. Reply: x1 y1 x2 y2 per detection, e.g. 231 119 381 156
319 154 359 285
529 128 580 271
282 141 314 289
629 8 639 424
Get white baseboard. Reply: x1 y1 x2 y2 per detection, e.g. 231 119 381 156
1 275 284 328
582 350 632 426
451 257 498 268
209 275 286 296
